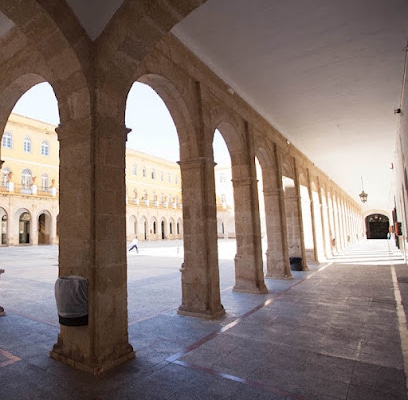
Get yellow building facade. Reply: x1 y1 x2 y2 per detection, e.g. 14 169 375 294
0 113 183 245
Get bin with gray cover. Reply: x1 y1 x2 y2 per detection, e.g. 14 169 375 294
55 275 88 326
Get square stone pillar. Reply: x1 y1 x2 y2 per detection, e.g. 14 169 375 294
50 120 134 374
232 176 267 293
178 157 224 319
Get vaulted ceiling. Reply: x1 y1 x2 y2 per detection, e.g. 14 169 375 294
1 0 407 212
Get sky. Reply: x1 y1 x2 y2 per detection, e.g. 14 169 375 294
11 82 230 164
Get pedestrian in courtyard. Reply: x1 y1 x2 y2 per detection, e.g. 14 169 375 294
128 237 139 253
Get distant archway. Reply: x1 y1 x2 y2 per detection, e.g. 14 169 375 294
1 209 7 245
366 214 389 239
18 211 31 244
38 211 52 245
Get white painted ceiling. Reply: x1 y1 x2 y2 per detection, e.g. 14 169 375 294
1 0 408 212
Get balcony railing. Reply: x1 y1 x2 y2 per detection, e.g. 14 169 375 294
126 197 182 209
0 183 58 197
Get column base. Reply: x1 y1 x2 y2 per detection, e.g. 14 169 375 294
178 305 225 319
233 284 268 294
265 272 293 280
50 344 135 375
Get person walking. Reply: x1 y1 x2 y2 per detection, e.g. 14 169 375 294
128 237 139 253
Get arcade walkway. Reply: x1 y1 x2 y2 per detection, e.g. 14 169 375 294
0 239 407 399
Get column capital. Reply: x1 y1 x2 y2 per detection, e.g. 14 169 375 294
231 177 258 187
177 157 216 170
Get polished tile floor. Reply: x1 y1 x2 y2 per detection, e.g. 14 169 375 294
0 239 407 399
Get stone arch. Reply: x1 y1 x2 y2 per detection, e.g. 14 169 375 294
128 215 137 239
134 73 199 160
0 207 8 245
16 208 31 244
139 216 148 240
150 216 158 238
160 217 167 240
0 2 92 128
281 159 294 180
209 107 247 172
96 1 207 80
37 209 52 245
365 213 390 239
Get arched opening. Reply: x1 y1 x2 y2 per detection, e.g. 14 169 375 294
125 81 182 243
213 129 234 240
38 211 52 245
18 211 31 244
161 219 166 239
1 209 7 245
366 214 390 239
1 82 60 248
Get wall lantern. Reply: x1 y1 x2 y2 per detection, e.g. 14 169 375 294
359 177 368 203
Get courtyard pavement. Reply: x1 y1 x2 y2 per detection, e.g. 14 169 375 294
0 239 407 399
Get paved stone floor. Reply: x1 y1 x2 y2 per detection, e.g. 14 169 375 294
0 239 407 399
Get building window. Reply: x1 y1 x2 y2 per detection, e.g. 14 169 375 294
41 141 49 156
220 173 226 183
151 168 156 180
168 173 171 182
132 164 137 175
41 174 49 191
21 169 32 188
2 132 12 148
23 137 32 153
175 175 178 184
160 171 164 181
142 167 147 177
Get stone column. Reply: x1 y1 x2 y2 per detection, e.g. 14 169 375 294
264 145 291 279
231 123 267 294
178 157 225 319
306 170 318 262
232 176 267 293
321 184 333 258
50 120 134 374
31 207 38 245
293 160 308 270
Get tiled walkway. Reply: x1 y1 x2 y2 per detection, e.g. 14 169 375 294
0 239 407 399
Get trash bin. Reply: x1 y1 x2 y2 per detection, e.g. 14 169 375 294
289 257 303 271
55 275 88 326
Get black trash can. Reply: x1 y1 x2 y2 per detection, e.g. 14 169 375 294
55 275 88 326
289 257 303 271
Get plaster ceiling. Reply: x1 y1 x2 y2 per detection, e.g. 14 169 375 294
1 0 408 212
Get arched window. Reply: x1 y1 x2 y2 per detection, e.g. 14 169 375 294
2 132 12 148
23 137 32 153
21 169 32 188
41 141 49 156
151 168 156 179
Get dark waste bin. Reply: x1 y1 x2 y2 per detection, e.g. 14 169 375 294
55 275 88 326
289 257 303 271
